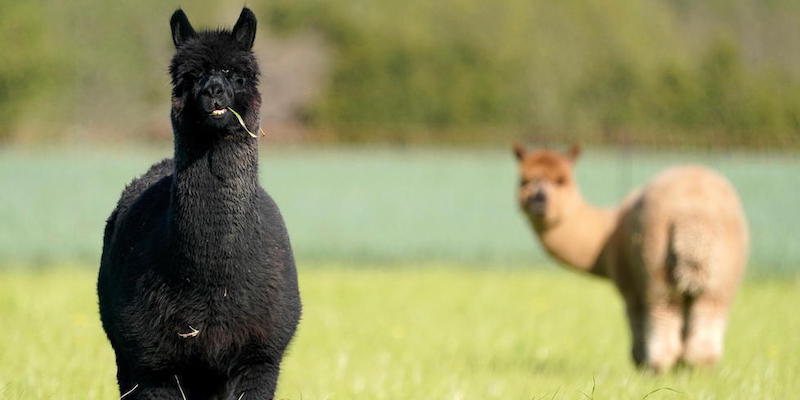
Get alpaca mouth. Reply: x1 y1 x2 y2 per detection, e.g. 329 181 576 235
527 201 547 216
209 108 227 117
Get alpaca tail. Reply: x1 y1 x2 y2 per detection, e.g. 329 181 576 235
667 219 714 296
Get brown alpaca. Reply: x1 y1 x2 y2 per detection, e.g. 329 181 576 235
513 144 749 372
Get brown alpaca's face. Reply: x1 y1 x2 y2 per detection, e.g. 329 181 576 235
513 145 581 230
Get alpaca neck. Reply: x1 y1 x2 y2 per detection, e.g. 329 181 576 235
170 131 260 267
534 193 618 277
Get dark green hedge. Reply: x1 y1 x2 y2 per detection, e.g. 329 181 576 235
264 0 800 147
1 0 799 147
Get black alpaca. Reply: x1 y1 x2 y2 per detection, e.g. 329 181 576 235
98 8 301 399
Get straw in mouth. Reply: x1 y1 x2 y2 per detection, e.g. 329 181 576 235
227 107 266 138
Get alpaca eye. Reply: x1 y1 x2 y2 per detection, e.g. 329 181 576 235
519 179 527 187
556 176 566 186
235 77 246 87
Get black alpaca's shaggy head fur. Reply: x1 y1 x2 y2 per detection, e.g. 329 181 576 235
169 8 261 138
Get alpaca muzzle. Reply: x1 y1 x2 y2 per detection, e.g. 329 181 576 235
526 190 548 215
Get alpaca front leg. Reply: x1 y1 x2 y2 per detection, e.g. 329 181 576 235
120 383 184 400
235 362 281 400
624 300 647 367
682 295 729 367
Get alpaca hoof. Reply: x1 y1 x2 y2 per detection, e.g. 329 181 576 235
682 350 721 367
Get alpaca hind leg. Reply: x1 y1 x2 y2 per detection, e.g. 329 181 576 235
625 297 683 372
682 295 729 367
643 303 684 372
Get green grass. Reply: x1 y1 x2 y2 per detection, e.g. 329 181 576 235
0 266 798 399
0 145 798 276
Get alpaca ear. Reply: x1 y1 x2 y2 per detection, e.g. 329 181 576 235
170 9 196 48
513 142 526 161
566 144 582 162
232 8 257 49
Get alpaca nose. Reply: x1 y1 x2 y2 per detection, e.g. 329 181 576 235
203 76 227 99
525 189 547 213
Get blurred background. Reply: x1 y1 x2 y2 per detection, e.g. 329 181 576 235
0 0 797 276
4 0 800 146
2 1 800 398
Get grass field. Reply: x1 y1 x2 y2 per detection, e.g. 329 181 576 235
0 145 798 275
0 266 798 399
0 145 797 398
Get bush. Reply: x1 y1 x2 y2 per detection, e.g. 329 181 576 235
1 0 799 147
264 0 800 147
